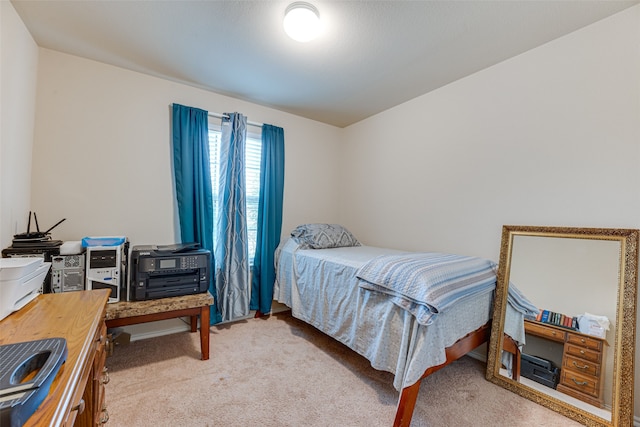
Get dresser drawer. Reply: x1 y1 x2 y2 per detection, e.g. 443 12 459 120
567 332 603 351
563 354 600 377
565 343 601 363
560 369 600 398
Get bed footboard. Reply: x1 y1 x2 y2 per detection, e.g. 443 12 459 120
393 322 491 427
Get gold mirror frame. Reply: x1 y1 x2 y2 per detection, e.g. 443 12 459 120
486 225 639 426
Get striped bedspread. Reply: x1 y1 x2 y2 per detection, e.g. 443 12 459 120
507 282 540 319
356 252 497 325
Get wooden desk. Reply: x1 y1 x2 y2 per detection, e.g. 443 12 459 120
105 292 214 360
0 290 110 427
524 320 607 407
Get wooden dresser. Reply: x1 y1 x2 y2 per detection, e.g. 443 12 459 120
525 320 607 407
0 290 110 426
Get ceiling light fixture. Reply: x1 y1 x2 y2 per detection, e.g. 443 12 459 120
283 2 321 42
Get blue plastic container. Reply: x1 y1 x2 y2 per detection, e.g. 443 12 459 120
81 236 127 247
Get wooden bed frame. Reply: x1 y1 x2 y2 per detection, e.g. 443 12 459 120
393 322 491 426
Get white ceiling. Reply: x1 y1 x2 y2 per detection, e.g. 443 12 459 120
11 0 639 128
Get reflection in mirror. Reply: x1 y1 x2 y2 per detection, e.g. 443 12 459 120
486 226 639 427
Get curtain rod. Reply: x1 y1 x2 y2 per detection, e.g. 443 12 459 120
208 112 263 128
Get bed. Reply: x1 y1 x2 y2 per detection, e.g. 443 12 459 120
273 225 536 426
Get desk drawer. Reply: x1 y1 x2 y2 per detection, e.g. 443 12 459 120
525 322 566 342
560 369 599 398
563 354 600 377
567 333 603 351
565 343 601 364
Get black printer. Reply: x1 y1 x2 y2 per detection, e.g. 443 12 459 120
520 353 560 389
129 244 210 301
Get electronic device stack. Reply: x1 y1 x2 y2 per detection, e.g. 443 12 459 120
1 212 65 293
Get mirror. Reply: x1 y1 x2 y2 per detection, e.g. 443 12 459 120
486 226 638 426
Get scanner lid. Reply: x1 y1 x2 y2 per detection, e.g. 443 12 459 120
0 258 45 281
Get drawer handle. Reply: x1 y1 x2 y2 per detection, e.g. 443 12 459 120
101 367 110 385
580 350 585 355
571 378 589 387
100 408 110 424
572 361 589 370
72 399 85 414
580 338 586 343
551 331 556 335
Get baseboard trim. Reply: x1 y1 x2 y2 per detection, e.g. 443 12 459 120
467 348 486 363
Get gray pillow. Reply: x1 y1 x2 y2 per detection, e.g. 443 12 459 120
291 224 361 249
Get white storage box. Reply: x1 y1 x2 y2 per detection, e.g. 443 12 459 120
0 258 51 321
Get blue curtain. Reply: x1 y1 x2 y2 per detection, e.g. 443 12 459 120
215 113 250 322
250 125 285 315
171 103 220 324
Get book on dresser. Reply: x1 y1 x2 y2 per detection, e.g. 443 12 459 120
535 308 578 331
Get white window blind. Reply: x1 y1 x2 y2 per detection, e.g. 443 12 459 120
208 124 262 261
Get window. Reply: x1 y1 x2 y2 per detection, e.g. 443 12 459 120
208 123 262 261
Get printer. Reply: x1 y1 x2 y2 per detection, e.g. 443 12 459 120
0 258 51 321
129 244 210 301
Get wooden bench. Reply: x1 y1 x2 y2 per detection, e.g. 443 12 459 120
105 292 214 360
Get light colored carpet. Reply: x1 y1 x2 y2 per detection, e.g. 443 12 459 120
105 312 579 426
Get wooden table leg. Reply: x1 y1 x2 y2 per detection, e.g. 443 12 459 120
200 305 210 360
190 315 197 332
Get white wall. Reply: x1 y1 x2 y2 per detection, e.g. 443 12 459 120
340 4 640 418
0 2 39 249
30 49 343 247
341 6 640 259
